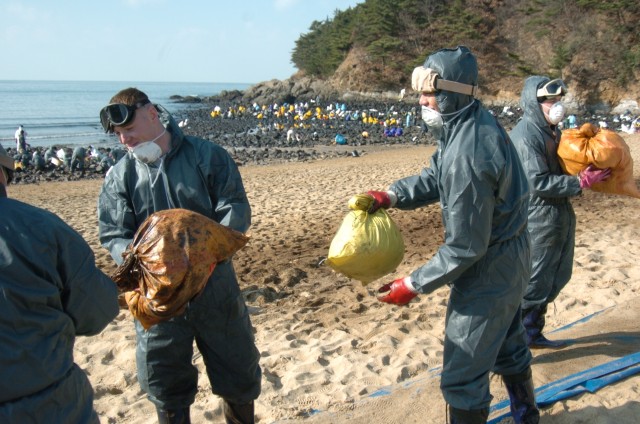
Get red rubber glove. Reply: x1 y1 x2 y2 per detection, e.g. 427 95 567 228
579 164 611 189
366 190 392 213
377 276 418 306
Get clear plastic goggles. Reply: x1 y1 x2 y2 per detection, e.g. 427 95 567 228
100 99 150 133
536 79 567 99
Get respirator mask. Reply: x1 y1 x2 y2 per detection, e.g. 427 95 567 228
421 107 444 129
546 102 566 125
129 129 166 163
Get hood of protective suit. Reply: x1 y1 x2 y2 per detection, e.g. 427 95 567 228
520 76 552 130
424 46 477 116
155 104 185 157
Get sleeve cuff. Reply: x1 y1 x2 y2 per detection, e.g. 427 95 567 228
403 276 419 293
386 190 398 207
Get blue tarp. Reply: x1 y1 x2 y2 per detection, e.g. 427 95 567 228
488 352 640 423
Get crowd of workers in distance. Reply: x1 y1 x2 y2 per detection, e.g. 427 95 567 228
7 95 639 180
8 136 126 176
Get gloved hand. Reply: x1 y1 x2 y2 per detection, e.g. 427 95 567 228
377 276 418 306
348 191 395 213
366 190 392 213
578 164 611 189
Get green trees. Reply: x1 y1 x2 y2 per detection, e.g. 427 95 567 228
291 8 356 77
290 0 639 97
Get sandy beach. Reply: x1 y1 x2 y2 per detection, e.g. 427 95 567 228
9 134 640 424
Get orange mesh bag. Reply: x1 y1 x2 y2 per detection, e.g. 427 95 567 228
558 123 640 198
111 208 249 329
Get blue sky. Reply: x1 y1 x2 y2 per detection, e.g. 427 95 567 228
0 0 363 84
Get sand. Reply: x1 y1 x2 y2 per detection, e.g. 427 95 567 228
9 134 640 424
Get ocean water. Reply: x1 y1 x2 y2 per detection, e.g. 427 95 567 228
0 80 251 149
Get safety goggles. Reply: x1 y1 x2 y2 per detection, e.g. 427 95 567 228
536 79 567 99
100 99 150 133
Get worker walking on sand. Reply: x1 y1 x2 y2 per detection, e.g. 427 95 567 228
509 76 610 348
353 46 539 423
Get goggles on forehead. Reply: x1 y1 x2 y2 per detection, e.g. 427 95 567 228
99 99 150 133
536 79 567 99
411 66 478 97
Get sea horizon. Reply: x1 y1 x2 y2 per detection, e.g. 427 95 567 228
0 80 252 149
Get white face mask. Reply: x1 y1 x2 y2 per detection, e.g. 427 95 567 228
129 129 166 163
421 106 444 129
546 102 566 125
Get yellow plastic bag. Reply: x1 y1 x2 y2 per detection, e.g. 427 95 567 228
326 194 405 285
558 123 640 198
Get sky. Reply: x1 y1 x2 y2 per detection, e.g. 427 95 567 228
0 0 364 84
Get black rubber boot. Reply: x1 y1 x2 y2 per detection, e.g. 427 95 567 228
447 404 489 424
502 367 540 424
156 406 191 424
522 305 566 348
223 400 255 424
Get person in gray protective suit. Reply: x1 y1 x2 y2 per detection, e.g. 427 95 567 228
509 76 610 348
0 143 119 423
97 88 261 424
353 46 539 423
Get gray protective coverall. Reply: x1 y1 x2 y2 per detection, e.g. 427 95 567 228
390 47 532 410
509 76 582 337
0 189 119 423
97 107 261 410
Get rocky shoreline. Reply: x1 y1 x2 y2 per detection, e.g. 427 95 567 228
8 96 520 185
12 90 636 185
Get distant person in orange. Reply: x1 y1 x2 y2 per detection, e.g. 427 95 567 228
510 76 610 348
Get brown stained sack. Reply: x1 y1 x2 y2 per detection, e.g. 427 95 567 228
111 208 249 329
558 123 640 198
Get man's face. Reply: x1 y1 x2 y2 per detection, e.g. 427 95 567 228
112 104 156 148
540 96 561 124
419 92 439 111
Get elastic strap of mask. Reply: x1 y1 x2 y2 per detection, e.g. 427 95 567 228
440 99 475 118
147 157 165 188
151 128 167 144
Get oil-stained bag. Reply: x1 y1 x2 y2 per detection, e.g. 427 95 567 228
111 208 249 329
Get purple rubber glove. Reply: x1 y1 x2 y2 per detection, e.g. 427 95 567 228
578 165 611 189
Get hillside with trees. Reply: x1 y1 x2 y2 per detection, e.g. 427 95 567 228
289 0 640 110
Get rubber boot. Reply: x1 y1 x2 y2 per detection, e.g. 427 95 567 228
223 400 255 424
446 404 489 424
156 406 191 424
502 368 540 424
522 305 566 348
